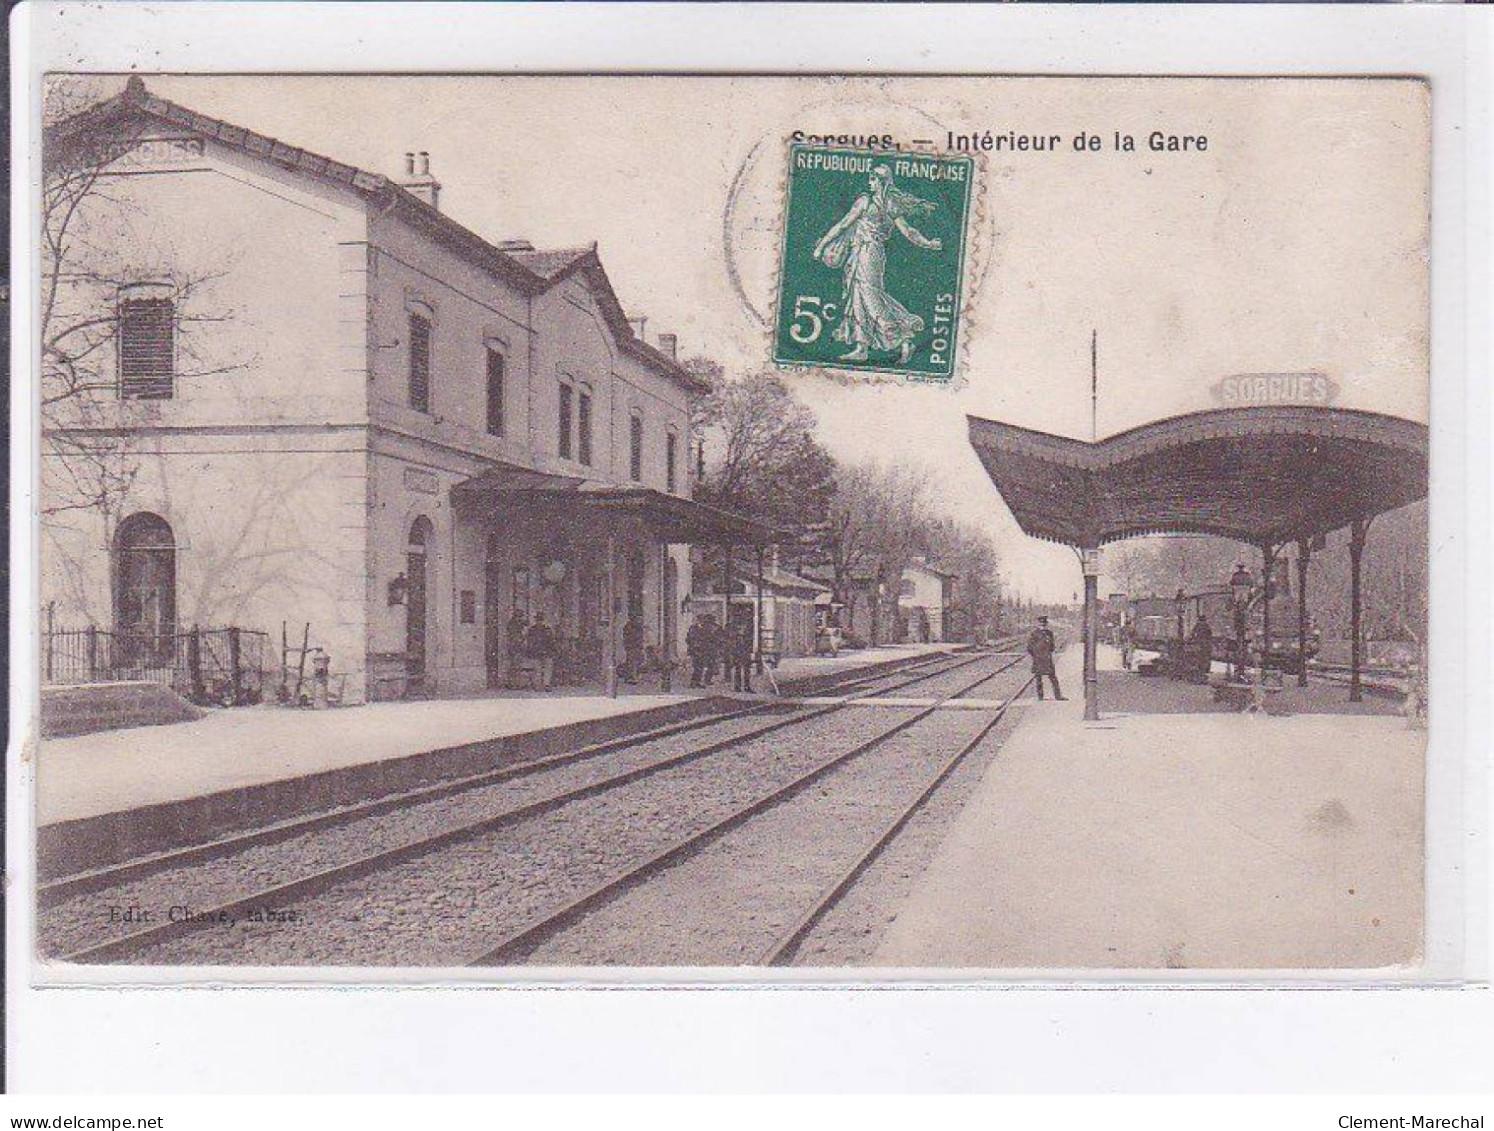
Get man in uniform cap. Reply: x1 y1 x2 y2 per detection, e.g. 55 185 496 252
1027 615 1065 701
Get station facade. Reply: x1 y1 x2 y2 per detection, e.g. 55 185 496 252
41 80 732 703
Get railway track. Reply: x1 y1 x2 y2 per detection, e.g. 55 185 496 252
470 653 1031 967
42 644 1000 912
45 647 1022 964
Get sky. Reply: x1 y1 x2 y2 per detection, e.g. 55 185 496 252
125 75 1429 601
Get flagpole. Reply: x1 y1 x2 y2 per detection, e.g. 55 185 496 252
1091 328 1098 441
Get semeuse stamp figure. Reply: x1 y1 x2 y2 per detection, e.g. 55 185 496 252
775 145 975 382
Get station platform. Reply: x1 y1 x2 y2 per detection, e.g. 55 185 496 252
872 643 1424 971
34 690 735 879
33 642 953 879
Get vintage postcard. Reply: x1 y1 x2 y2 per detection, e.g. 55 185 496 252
27 74 1430 977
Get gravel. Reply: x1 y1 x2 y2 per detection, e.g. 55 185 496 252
40 705 794 958
517 706 1001 966
791 703 1028 966
50 651 1030 968
124 705 922 965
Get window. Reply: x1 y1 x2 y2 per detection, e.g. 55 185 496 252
558 382 574 459
408 313 432 413
629 412 644 482
666 430 678 494
485 348 504 436
118 296 174 400
578 387 593 466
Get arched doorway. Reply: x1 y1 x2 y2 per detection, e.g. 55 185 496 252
114 512 176 665
406 516 434 690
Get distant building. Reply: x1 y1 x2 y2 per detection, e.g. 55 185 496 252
691 563 831 660
897 558 956 643
41 80 763 702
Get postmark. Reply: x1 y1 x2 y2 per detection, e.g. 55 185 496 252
773 144 975 383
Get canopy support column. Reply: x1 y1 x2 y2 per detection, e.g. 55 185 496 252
1349 518 1368 703
604 530 618 699
1082 547 1099 722
1296 538 1311 688
1253 541 1277 713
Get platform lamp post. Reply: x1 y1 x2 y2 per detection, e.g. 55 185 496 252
1230 563 1253 682
1080 545 1102 722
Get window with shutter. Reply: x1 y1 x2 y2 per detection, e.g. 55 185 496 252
630 412 644 482
485 347 504 435
118 297 175 400
409 314 432 412
666 430 678 493
578 389 593 466
558 381 573 459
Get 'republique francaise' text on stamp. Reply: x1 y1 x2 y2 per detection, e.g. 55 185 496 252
774 144 975 383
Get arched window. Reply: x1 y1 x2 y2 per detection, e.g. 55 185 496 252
114 513 177 660
578 382 594 466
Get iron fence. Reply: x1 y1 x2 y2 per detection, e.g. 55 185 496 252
42 625 268 706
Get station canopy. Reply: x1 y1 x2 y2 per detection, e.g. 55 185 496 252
452 464 778 547
966 407 1429 549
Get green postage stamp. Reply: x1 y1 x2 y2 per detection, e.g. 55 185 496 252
774 144 976 383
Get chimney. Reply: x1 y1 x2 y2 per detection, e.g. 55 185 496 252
657 332 678 361
398 150 442 210
628 315 648 340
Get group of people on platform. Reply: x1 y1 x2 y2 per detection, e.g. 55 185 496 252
503 607 757 694
503 609 669 693
684 612 758 693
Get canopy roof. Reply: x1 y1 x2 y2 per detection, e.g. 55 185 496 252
967 407 1428 548
452 465 777 546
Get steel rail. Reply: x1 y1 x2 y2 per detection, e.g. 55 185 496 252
812 638 1023 697
42 641 992 908
39 698 777 909
462 657 1030 967
760 673 1036 967
54 652 1021 964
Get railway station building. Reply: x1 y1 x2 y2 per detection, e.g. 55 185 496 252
40 79 769 704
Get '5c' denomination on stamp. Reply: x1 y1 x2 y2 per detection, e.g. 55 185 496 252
774 144 975 383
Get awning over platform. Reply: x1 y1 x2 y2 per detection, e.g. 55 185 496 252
451 465 778 546
966 407 1429 548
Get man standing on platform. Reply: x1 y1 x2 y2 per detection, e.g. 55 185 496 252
1027 614 1065 701
621 617 644 685
526 612 557 692
703 614 723 687
727 614 755 693
686 613 710 688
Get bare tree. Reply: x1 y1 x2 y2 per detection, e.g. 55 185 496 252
919 515 1003 642
41 78 247 530
815 462 934 643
